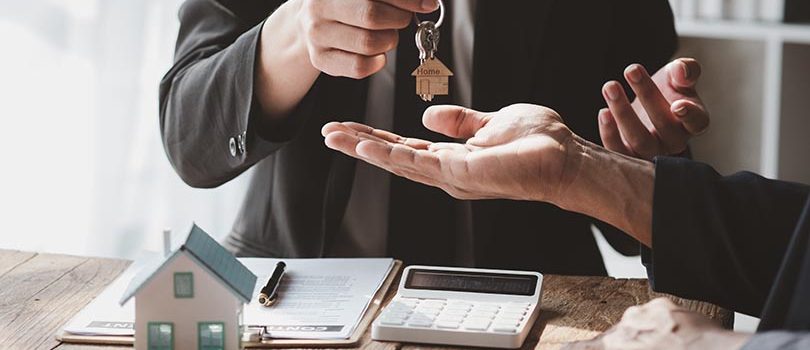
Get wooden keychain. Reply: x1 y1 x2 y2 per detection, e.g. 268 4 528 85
411 0 453 102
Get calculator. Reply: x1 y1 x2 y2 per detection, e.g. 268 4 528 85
371 265 543 349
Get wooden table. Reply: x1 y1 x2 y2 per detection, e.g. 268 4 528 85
0 249 732 350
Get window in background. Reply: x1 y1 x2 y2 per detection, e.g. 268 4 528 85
0 0 252 259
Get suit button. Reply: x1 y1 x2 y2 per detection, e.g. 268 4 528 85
237 134 246 154
229 137 237 157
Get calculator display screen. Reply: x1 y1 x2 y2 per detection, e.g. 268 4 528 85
405 269 537 296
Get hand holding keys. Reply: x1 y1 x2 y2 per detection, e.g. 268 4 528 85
412 0 453 102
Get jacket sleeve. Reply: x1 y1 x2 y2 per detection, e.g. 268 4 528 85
159 0 324 188
595 0 679 256
742 332 810 350
643 157 810 316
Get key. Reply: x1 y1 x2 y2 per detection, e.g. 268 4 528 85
500 310 526 318
380 317 406 326
407 317 434 328
492 323 518 333
463 320 491 331
436 320 460 329
436 315 465 324
442 308 469 316
413 20 452 102
474 304 501 312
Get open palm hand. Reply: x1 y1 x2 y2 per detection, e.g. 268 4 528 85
322 104 580 202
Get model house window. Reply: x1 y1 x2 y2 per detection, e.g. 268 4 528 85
173 272 194 298
147 322 173 350
198 322 225 350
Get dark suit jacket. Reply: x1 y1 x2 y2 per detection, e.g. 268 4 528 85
159 0 677 275
644 157 810 348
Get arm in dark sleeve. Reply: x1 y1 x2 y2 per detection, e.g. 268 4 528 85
159 0 323 188
643 157 810 316
742 332 810 350
595 0 679 255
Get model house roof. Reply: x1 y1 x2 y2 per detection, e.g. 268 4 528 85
120 224 257 305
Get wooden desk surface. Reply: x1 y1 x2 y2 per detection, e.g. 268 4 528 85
0 249 732 350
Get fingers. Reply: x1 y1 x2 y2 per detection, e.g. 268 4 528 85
602 81 659 159
318 0 438 30
376 0 440 13
310 48 387 79
343 121 433 149
322 121 432 149
624 64 689 152
422 105 492 139
324 130 365 159
672 99 709 136
667 58 702 90
356 139 442 177
597 108 633 156
317 0 411 30
309 22 398 56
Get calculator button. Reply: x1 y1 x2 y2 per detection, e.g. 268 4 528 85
492 319 520 327
420 300 446 306
494 317 523 327
380 317 406 326
474 304 500 312
492 323 518 333
445 306 472 313
463 320 491 331
414 309 441 318
383 311 411 320
385 309 413 316
467 311 496 319
442 308 469 316
446 302 473 310
387 304 413 311
500 310 526 318
411 312 437 320
407 319 433 327
436 321 461 329
502 305 528 313
436 315 465 324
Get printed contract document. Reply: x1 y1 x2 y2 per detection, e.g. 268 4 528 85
242 258 394 339
63 257 395 340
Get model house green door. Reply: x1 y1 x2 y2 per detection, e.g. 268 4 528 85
198 322 225 350
147 322 173 350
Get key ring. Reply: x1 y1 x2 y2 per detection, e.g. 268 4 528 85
413 0 444 28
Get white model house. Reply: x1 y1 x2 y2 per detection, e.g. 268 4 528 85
120 224 257 350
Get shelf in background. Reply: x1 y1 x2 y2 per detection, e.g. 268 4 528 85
677 20 810 44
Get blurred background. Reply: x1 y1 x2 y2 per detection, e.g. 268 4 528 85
1 0 809 332
0 0 250 259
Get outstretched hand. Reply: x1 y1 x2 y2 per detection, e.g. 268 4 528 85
322 104 581 203
600 58 708 160
563 298 749 350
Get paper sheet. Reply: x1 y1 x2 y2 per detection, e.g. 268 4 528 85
62 257 393 340
242 258 394 339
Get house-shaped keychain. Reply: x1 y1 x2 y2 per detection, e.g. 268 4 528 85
412 58 454 102
120 224 257 350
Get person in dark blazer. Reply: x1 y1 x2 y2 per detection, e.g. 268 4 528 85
321 59 810 349
159 0 699 274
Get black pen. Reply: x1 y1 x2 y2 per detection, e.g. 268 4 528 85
258 261 286 306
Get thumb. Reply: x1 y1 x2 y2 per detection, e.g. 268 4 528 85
422 105 491 139
667 57 702 90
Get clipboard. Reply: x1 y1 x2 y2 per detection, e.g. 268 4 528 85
57 260 402 348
